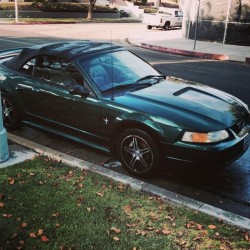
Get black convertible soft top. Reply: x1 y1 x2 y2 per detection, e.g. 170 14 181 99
5 40 122 71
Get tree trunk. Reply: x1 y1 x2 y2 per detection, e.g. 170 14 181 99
87 0 96 20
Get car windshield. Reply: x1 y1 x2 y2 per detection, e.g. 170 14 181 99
79 50 163 95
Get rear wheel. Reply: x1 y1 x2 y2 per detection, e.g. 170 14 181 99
1 92 21 129
163 22 170 30
117 128 160 177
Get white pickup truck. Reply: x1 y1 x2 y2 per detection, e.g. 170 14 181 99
143 7 183 30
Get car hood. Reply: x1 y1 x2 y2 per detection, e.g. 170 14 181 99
114 78 248 131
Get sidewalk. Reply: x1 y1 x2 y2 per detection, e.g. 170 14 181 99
127 29 250 63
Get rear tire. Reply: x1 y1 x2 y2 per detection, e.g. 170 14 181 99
163 23 170 30
117 128 160 177
1 92 21 130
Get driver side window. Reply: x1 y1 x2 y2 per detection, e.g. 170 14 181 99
21 56 94 95
32 56 78 88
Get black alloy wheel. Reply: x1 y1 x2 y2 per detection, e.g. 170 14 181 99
117 128 160 177
1 93 21 129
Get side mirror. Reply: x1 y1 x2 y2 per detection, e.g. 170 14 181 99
69 85 90 97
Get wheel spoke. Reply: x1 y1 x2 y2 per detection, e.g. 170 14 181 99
1 97 15 126
129 154 137 169
140 147 151 156
138 155 150 169
123 146 134 155
2 98 13 118
131 137 138 150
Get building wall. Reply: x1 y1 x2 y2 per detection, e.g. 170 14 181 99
181 0 250 46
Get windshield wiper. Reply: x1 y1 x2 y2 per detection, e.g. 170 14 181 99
136 75 165 83
102 84 134 93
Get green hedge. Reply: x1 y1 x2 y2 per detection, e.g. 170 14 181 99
32 2 118 13
0 2 118 13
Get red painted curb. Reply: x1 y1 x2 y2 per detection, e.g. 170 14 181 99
141 43 229 61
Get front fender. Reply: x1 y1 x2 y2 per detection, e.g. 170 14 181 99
110 111 181 146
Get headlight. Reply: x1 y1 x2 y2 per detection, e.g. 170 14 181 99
182 130 229 143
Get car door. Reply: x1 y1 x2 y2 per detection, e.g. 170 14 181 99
17 55 101 138
174 10 183 26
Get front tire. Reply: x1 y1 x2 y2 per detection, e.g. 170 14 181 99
117 128 160 177
147 25 152 30
1 92 21 130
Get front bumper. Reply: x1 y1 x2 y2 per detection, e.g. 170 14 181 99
162 131 250 165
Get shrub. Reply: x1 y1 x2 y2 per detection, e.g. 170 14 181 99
31 2 118 13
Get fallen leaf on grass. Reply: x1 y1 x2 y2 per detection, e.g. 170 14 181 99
186 221 195 228
68 171 73 176
208 225 217 230
178 231 184 237
193 237 201 241
37 229 43 236
21 222 27 228
41 235 49 242
165 215 175 222
77 183 84 189
52 212 59 217
0 202 4 208
117 184 125 192
96 192 104 197
180 240 187 246
126 223 137 228
111 227 121 234
197 224 203 230
113 237 120 241
9 178 15 185
162 229 171 235
29 232 37 238
244 232 250 241
2 213 12 218
136 229 147 236
123 205 132 213
146 226 154 231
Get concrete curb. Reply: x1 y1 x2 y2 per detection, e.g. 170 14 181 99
8 132 250 231
139 42 250 64
141 43 229 61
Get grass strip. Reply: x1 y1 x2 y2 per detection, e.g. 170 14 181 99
0 156 249 249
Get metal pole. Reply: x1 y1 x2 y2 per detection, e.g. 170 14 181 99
223 0 232 44
0 89 9 163
15 0 19 23
193 0 200 51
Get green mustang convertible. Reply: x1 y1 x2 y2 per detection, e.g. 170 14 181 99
0 41 249 177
